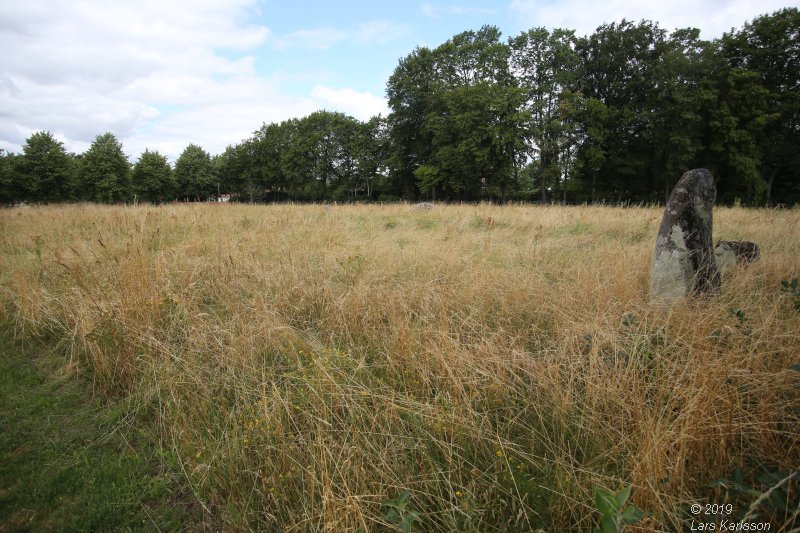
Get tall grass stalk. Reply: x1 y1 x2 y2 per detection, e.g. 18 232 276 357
1 203 798 530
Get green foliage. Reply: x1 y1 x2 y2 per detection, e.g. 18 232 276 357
729 307 747 323
132 149 175 202
236 111 376 202
214 144 249 199
355 115 390 199
16 131 74 202
0 149 20 204
413 164 440 195
592 485 644 533
7 8 799 206
386 46 437 200
574 20 671 202
244 123 288 201
648 28 712 202
706 66 774 203
0 328 202 530
509 27 579 201
294 111 364 201
723 8 800 205
387 26 527 201
710 466 799 527
79 133 131 203
381 490 420 532
781 278 800 311
728 306 753 335
175 143 216 200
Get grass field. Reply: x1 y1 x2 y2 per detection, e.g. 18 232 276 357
0 202 798 531
0 329 205 531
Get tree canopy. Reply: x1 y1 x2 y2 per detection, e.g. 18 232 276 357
16 131 73 203
79 133 131 203
133 150 175 203
2 8 798 206
175 144 215 201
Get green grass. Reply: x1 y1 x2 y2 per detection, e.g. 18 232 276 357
0 329 204 532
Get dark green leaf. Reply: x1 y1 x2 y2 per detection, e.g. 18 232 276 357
768 491 788 511
383 508 400 524
398 510 420 533
594 487 618 516
614 485 632 507
599 515 619 533
395 490 411 511
621 505 644 525
757 470 787 485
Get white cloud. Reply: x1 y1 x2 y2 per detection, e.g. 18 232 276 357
421 3 442 19
272 27 349 50
354 20 408 45
272 19 407 50
507 0 793 38
421 3 498 19
0 0 276 159
310 86 389 121
0 0 393 161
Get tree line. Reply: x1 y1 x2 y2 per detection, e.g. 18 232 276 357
2 8 797 206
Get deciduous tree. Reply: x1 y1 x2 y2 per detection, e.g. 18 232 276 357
132 150 175 203
17 131 73 202
723 7 800 204
0 149 20 205
175 144 216 201
509 27 579 201
79 133 131 203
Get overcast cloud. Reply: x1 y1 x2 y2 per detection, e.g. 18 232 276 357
0 0 389 160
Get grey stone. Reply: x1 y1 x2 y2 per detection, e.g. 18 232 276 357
714 243 736 271
714 240 760 271
414 202 434 210
650 168 720 304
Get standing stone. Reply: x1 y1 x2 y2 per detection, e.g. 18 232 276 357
650 168 721 304
714 240 760 271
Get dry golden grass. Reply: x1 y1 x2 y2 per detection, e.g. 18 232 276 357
1 202 798 531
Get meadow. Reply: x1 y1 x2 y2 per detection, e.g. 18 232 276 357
0 202 798 531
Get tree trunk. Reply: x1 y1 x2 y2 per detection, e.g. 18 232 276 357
765 167 777 206
746 179 753 206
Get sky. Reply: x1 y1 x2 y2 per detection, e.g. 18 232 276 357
0 0 796 161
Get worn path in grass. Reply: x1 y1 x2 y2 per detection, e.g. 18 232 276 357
0 330 205 532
